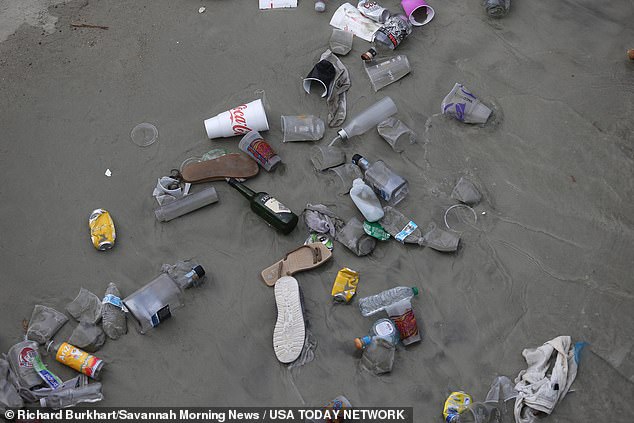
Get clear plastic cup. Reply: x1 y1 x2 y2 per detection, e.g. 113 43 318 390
329 164 363 195
281 115 325 142
329 29 354 55
377 117 416 152
130 123 158 147
364 55 411 92
310 145 346 171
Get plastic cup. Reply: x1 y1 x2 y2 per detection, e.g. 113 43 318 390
329 29 354 56
441 83 492 124
329 164 363 195
238 130 281 171
401 0 435 26
310 145 346 171
364 55 411 92
281 115 325 142
377 117 416 152
203 99 270 139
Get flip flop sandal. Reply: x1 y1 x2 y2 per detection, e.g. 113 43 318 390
273 276 305 364
181 153 259 183
261 242 332 286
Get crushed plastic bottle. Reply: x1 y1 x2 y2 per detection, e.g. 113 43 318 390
39 379 103 409
358 286 418 317
101 282 127 340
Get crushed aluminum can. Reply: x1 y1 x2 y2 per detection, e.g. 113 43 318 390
89 209 116 251
331 268 359 303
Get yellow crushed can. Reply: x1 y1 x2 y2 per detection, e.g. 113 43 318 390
331 268 359 303
89 209 115 250
443 391 472 422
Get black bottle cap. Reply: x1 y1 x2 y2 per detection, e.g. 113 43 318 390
351 154 363 165
193 265 205 278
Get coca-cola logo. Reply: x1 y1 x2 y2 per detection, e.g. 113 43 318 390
229 104 252 136
19 347 37 368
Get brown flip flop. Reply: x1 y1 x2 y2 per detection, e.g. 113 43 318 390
261 242 332 286
181 153 259 183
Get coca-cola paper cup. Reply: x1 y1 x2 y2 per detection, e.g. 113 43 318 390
204 99 270 139
401 0 435 26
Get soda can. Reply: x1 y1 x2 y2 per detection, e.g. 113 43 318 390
331 268 359 303
89 209 116 251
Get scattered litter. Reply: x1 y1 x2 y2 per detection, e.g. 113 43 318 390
104 169 111 177
198 6 206 13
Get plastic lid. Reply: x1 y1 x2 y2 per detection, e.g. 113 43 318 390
315 1 326 12
411 287 419 296
193 265 205 278
130 123 158 147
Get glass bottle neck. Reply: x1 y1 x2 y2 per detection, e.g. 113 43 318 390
227 178 256 200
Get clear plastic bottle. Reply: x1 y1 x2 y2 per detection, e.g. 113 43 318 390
334 97 398 142
101 282 127 340
352 154 409 205
350 179 384 222
354 318 400 349
358 286 418 317
39 382 103 409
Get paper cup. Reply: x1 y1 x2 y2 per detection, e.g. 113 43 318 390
401 0 435 26
441 83 492 124
204 99 270 139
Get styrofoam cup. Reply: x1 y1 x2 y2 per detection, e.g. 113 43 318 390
204 99 270 139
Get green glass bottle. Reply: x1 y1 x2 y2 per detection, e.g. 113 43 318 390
227 178 298 234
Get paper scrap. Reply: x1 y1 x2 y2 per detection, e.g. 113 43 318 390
330 3 381 42
105 169 112 177
259 0 298 9
198 7 206 13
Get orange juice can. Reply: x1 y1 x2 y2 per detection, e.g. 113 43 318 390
49 341 104 379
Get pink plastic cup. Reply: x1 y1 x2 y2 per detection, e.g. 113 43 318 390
401 0 435 26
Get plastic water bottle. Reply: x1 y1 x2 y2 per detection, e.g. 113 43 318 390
354 318 400 349
358 286 418 317
101 283 127 340
350 179 384 222
39 382 103 409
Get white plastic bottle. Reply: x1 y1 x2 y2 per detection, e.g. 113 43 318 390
331 97 398 145
350 179 384 222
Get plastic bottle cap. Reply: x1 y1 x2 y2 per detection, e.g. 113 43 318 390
411 287 419 296
351 154 362 165
354 338 364 350
193 265 205 278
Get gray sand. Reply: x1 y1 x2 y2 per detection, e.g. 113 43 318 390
1 0 633 420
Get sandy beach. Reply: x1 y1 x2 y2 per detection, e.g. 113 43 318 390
1 0 633 420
